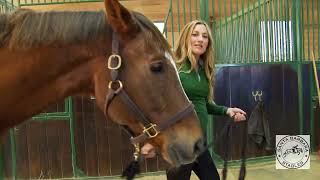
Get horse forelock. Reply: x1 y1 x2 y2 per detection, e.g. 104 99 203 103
0 9 109 49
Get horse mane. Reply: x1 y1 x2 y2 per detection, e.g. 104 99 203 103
0 8 170 52
0 8 108 49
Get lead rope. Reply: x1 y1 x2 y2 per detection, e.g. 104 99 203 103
220 118 247 180
122 143 143 180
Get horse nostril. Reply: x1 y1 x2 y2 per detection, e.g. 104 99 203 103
193 138 206 155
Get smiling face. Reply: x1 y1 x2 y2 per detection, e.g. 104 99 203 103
190 24 209 60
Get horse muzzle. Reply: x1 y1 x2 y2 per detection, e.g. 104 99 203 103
167 137 207 166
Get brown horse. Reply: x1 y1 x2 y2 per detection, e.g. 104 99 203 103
0 0 205 166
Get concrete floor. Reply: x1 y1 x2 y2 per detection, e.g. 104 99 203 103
133 154 320 180
54 154 320 180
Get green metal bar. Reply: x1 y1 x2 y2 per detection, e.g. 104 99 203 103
251 4 255 62
32 115 70 121
269 1 274 62
176 0 180 33
235 0 239 63
306 0 310 60
189 0 192 21
211 0 214 23
244 1 249 63
315 1 320 59
247 2 253 63
200 0 209 23
170 0 174 47
230 0 234 62
301 0 305 61
65 97 71 112
258 0 263 62
224 0 228 61
280 0 284 61
10 129 16 180
241 0 245 62
285 0 290 61
292 0 304 134
68 98 79 177
182 0 186 26
264 0 269 61
216 0 271 26
274 0 279 61
311 0 315 60
217 0 222 62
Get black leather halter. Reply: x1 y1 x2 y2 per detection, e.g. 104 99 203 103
104 32 194 145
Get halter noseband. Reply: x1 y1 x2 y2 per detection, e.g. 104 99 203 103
103 32 194 145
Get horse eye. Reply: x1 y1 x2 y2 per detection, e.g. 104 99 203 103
150 61 164 74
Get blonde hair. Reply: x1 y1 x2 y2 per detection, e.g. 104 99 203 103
174 20 215 102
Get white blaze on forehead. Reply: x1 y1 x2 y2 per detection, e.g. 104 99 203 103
165 51 177 71
164 51 191 101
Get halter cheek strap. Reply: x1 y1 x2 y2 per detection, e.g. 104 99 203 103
103 32 194 144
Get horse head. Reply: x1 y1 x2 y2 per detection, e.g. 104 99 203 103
91 0 205 166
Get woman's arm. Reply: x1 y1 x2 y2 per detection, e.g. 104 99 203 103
207 101 247 122
206 101 228 115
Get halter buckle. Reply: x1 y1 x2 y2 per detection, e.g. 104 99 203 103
143 123 159 138
107 54 122 70
108 80 123 94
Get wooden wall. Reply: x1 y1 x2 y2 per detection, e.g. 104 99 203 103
23 0 170 22
3 97 169 179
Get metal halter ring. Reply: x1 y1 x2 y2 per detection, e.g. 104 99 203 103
107 54 122 70
143 123 159 138
108 80 123 94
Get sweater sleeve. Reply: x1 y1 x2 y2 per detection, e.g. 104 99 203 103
206 101 228 116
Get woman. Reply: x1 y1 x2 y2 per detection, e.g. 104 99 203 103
142 20 246 180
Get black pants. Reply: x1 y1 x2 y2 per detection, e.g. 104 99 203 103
166 150 220 180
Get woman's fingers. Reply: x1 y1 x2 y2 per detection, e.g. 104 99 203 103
234 108 246 115
141 143 156 158
234 113 246 122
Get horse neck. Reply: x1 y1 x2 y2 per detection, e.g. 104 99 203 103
0 42 110 130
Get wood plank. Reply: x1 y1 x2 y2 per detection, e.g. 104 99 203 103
14 123 30 179
3 132 12 179
108 121 123 175
82 97 99 176
25 121 49 179
44 121 61 178
94 105 111 176
59 120 73 178
73 96 88 176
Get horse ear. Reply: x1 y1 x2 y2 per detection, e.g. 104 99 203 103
104 0 140 40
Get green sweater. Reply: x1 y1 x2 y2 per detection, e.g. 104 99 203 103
178 61 228 133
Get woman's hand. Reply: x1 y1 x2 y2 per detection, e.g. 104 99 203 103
226 107 247 122
141 143 156 158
